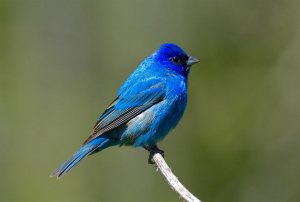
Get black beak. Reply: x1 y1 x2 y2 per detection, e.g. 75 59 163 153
187 55 200 66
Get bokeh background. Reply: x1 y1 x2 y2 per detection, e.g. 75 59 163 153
1 0 300 202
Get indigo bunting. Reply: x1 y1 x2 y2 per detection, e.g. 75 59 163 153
51 43 199 178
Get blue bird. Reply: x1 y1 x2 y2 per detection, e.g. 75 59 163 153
51 43 199 178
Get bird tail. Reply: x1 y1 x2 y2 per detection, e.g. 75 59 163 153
50 137 110 179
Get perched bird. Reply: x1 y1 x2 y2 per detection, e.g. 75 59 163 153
51 43 199 178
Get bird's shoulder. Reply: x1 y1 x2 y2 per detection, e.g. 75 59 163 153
120 63 187 95
118 67 165 95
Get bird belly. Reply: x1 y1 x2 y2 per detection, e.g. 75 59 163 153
128 93 187 147
147 96 187 144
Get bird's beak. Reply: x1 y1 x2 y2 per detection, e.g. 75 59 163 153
187 55 200 66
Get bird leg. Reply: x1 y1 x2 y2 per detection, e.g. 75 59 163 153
143 144 165 164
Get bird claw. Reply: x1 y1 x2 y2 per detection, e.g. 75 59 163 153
148 149 164 164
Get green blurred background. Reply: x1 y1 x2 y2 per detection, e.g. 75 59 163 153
1 0 300 202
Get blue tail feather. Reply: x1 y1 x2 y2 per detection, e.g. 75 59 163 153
50 138 109 178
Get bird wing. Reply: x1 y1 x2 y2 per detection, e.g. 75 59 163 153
82 81 166 145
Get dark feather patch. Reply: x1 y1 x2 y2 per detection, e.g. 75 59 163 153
82 85 165 146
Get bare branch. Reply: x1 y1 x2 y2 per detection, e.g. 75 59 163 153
152 153 202 202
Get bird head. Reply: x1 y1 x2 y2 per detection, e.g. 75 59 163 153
152 43 199 77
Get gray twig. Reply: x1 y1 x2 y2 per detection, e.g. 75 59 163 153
152 153 202 202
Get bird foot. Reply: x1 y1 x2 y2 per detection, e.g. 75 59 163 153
148 149 164 164
143 145 165 164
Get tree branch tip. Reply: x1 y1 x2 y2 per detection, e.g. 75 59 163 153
152 153 202 202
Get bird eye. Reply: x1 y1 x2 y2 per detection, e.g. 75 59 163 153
171 56 181 64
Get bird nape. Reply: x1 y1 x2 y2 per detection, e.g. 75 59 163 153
51 43 199 178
